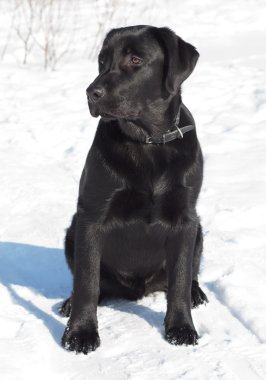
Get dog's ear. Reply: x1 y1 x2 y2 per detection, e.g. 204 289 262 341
154 27 199 94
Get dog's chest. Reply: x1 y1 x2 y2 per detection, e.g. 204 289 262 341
103 173 181 226
100 140 185 226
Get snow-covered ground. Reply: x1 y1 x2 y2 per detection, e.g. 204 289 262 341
1 0 266 379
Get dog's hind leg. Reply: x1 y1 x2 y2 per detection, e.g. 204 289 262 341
144 266 168 296
191 223 208 308
99 268 146 303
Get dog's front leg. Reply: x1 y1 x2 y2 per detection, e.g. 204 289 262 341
61 215 101 354
164 218 199 346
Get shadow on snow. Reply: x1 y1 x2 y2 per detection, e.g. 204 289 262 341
0 241 165 346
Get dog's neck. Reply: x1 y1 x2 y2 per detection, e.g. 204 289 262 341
117 93 182 144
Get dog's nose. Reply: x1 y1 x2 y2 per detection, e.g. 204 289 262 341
86 86 105 103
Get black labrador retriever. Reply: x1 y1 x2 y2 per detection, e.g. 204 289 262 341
60 25 208 354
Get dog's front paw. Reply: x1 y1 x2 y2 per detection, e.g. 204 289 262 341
165 325 198 346
61 325 100 354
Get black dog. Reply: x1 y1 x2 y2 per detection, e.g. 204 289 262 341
60 25 208 354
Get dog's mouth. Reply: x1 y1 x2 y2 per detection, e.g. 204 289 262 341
99 111 140 122
89 105 139 121
88 103 99 118
88 103 115 119
99 111 117 120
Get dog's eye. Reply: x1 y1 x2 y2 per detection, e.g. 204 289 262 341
129 56 143 65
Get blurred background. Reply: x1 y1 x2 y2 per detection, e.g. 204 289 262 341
1 1 266 379
1 0 266 69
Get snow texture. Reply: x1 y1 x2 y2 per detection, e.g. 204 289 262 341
1 0 266 379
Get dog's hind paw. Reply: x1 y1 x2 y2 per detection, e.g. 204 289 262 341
58 297 72 317
191 280 208 308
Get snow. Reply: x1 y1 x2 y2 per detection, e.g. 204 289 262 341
1 0 266 379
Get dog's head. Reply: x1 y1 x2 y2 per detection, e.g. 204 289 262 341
86 26 199 120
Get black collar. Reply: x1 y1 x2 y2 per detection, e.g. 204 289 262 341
145 105 195 144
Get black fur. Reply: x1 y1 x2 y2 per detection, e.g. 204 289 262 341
60 25 208 354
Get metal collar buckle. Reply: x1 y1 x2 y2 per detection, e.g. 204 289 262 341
176 127 183 139
162 127 183 144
